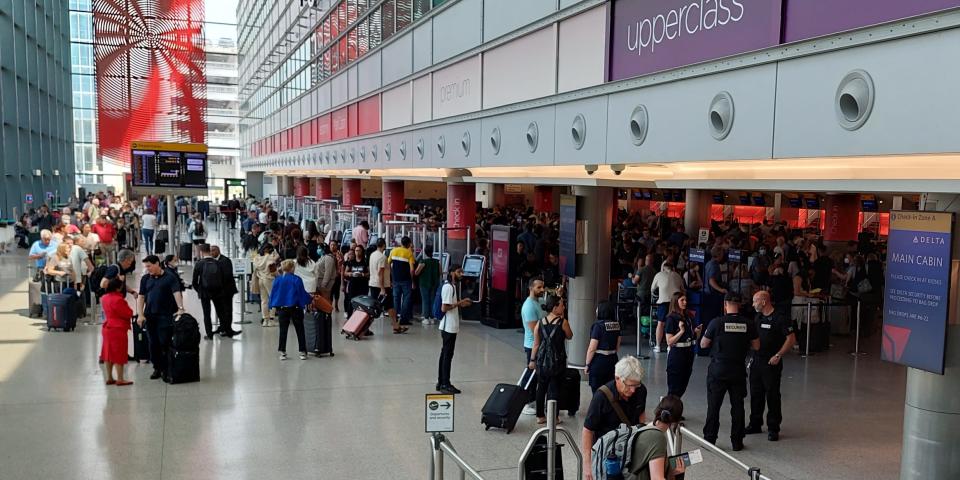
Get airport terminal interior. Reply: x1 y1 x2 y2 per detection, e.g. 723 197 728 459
2 1 960 479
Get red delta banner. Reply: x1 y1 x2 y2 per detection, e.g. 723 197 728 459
93 0 207 166
446 184 476 240
382 181 405 214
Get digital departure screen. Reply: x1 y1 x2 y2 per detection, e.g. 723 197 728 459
157 152 183 187
129 142 208 190
132 150 157 186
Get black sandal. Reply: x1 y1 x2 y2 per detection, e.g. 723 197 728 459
393 327 409 334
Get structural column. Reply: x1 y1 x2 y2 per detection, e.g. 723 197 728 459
293 178 310 198
382 180 405 215
822 194 861 244
683 189 712 241
342 178 361 207
901 193 960 480
315 178 332 200
567 186 613 366
534 186 554 213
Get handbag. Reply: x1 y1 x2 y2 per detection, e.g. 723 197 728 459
830 283 847 300
856 278 873 294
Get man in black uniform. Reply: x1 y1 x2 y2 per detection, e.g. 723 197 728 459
700 292 759 451
746 291 796 441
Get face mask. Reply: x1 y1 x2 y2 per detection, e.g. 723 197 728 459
758 249 766 255
844 259 851 265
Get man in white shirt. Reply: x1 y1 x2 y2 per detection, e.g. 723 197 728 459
651 261 686 352
437 265 471 395
368 239 387 301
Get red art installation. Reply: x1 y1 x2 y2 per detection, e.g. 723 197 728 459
93 0 207 165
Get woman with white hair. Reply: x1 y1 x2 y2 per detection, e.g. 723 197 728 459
581 355 649 480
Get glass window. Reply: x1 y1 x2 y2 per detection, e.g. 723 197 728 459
69 0 92 11
339 37 347 68
322 17 331 45
396 0 412 31
357 19 369 56
322 49 332 79
381 2 395 40
70 12 93 42
414 0 430 20
346 0 358 27
357 0 368 15
368 10 381 50
338 1 348 31
330 44 339 73
432 0 447 6
348 28 357 63
330 5 340 38
71 43 94 74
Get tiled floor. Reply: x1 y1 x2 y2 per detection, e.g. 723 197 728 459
0 248 905 479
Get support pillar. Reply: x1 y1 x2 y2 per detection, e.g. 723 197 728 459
774 192 783 223
382 180 405 215
315 178 332 200
342 179 361 207
567 186 614 366
293 178 310 198
683 189 712 241
900 193 960 480
534 186 555 213
823 194 861 247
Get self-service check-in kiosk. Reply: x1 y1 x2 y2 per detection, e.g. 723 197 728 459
459 254 486 321
484 225 519 329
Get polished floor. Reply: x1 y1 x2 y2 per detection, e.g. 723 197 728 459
0 246 905 480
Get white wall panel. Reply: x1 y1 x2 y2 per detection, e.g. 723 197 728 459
553 96 607 165
413 74 432 124
348 65 358 100
381 82 413 130
357 51 382 96
316 82 332 113
382 32 413 85
480 106 557 167
557 5 607 93
429 120 482 168
331 73 349 107
483 27 557 109
432 55 482 119
605 64 777 164
774 29 960 158
560 0 588 8
483 0 556 42
413 20 433 73
432 0 482 63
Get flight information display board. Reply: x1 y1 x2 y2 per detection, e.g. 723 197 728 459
130 141 207 190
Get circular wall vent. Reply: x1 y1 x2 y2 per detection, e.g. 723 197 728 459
462 131 471 156
437 135 446 158
630 105 649 146
709 92 735 141
384 144 392 161
836 70 875 131
417 138 424 159
526 122 539 153
490 127 501 155
399 141 407 160
571 114 587 150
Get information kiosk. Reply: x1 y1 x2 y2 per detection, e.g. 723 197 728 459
460 254 487 321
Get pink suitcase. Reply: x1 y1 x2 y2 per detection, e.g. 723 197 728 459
341 310 373 340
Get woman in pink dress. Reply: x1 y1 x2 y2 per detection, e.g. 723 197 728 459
100 278 133 386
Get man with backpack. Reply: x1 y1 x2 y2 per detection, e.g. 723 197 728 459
192 244 240 339
436 265 471 395
581 356 648 480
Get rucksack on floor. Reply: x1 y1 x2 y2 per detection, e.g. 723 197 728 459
591 424 660 480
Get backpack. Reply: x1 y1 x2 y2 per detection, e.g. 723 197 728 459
194 221 205 237
433 281 448 321
535 318 567 377
89 264 114 297
198 258 223 292
171 313 201 351
591 424 661 480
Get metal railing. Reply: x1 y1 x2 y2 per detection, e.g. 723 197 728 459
793 299 868 358
666 423 773 480
518 400 583 480
429 433 486 480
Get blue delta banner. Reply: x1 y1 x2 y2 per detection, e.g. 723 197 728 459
882 211 954 375
559 195 577 278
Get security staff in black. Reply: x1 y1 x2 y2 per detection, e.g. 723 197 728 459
700 292 759 451
664 292 701 397
746 291 796 442
584 301 621 393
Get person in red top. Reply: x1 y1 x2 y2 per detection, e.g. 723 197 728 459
92 215 117 263
100 278 134 386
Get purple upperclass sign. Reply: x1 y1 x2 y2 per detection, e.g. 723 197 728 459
609 0 782 81
783 0 960 43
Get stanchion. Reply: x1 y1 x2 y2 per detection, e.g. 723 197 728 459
849 300 868 357
801 302 812 358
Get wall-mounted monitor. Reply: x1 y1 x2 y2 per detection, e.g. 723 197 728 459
130 141 208 196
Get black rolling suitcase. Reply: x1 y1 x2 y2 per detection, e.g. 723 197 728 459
132 318 151 362
481 369 536 434
523 435 565 480
165 313 201 384
156 229 169 255
557 368 581 416
179 242 193 262
305 311 334 357
47 289 79 331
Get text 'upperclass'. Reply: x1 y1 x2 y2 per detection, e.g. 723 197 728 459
625 0 746 55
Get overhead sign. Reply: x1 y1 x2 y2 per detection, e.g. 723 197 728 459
425 393 455 433
689 247 706 263
131 141 208 190
45 192 54 200
559 195 578 278
24 194 33 205
728 249 742 263
882 211 954 375
698 228 710 245
233 260 249 276
609 0 782 81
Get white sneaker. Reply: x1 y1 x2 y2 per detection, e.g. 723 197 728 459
299 352 308 360
279 352 287 361
653 346 662 353
422 318 433 325
522 404 537 416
